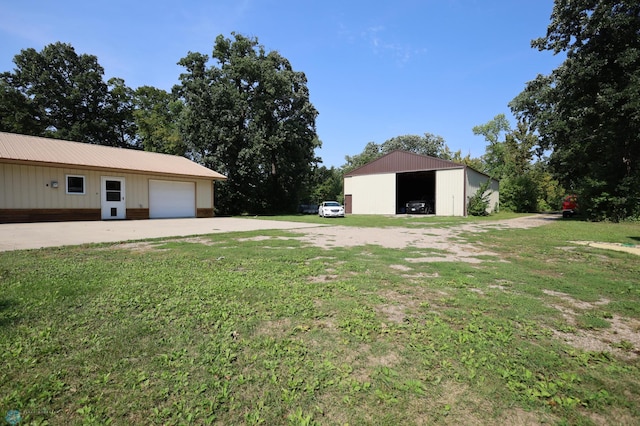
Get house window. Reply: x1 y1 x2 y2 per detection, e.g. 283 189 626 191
66 175 85 194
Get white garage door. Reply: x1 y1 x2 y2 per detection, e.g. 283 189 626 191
149 180 196 219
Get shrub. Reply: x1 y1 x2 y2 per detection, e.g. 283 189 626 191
467 180 492 216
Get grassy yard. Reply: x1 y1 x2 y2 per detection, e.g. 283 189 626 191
1 216 639 425
243 210 529 228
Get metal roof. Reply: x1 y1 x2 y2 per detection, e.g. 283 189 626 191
0 132 226 180
345 150 465 176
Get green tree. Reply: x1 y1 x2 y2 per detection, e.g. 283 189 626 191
472 113 511 179
305 165 343 204
450 150 484 171
176 33 319 214
104 77 138 148
0 42 137 147
473 115 561 212
343 141 382 172
380 133 451 158
510 0 640 221
0 79 43 135
133 86 185 155
343 132 455 173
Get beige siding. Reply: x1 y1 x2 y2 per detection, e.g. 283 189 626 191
344 173 396 214
435 169 465 216
1 163 100 208
196 180 213 209
466 169 499 214
1 163 213 211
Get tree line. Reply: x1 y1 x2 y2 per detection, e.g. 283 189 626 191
0 34 318 215
2 0 638 220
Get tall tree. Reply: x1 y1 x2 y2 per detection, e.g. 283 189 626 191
0 79 43 135
473 115 562 212
104 77 138 148
0 42 137 147
176 33 319 214
449 150 484 172
343 133 455 173
510 0 640 220
304 165 343 204
133 86 185 155
343 141 383 172
472 113 511 180
380 133 451 158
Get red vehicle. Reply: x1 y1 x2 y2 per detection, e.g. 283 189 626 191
562 195 579 218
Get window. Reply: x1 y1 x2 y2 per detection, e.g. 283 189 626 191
66 175 85 194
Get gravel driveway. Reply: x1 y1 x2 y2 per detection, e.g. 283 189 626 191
0 217 323 252
0 214 560 253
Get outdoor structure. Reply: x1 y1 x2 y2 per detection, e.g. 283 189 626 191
0 132 227 223
343 150 499 216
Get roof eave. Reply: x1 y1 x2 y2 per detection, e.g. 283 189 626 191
0 158 228 180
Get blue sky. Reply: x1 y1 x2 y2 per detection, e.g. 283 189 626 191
0 0 564 168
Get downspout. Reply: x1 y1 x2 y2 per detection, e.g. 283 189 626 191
463 167 467 217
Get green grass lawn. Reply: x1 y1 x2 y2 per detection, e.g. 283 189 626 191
1 216 639 425
244 210 529 228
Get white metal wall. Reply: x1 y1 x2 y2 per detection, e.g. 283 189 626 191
466 168 500 214
344 173 396 214
344 167 496 217
435 169 465 216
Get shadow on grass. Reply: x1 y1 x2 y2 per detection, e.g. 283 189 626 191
0 298 20 327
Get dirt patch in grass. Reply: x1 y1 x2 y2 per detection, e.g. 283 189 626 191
377 304 407 324
308 274 339 283
236 235 298 243
498 407 557 426
402 271 440 281
378 289 420 309
367 351 400 367
171 236 220 246
104 241 168 252
571 240 640 256
543 290 640 359
406 381 557 425
254 318 292 338
588 409 639 426
292 214 559 264
390 264 413 271
106 236 225 252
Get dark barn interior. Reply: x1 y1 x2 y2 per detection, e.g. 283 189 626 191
396 171 436 214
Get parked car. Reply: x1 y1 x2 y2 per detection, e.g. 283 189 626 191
318 201 345 218
562 194 579 218
406 200 432 214
298 204 319 214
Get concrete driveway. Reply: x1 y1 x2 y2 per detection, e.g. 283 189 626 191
0 218 324 252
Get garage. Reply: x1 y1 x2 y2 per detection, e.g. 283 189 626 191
1 132 227 223
343 150 499 216
149 180 196 219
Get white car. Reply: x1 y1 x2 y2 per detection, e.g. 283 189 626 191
318 201 345 218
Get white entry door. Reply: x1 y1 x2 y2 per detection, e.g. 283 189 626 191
101 177 126 220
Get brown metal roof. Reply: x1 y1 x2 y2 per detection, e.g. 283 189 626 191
345 150 464 176
0 132 226 180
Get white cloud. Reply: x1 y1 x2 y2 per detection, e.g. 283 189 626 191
362 25 426 65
